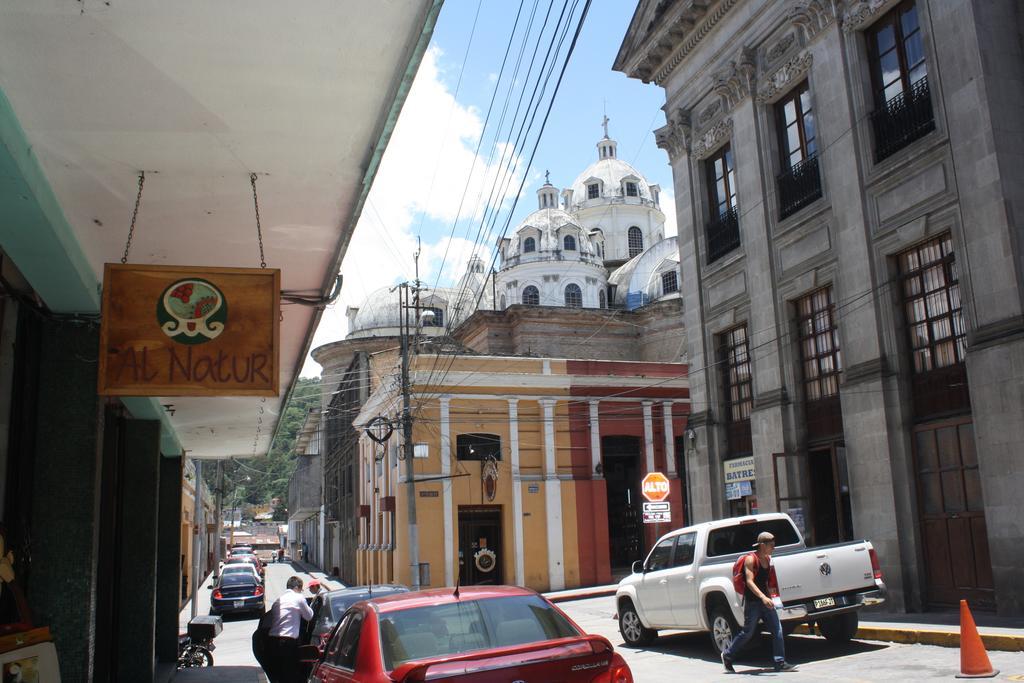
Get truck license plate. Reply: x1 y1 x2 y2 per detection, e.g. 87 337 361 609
234 600 245 609
814 597 835 609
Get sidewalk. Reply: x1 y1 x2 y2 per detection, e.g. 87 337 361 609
543 583 1024 652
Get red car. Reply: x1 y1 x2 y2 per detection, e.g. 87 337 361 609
303 585 633 682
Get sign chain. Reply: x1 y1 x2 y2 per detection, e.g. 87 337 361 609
250 173 267 268
120 171 146 264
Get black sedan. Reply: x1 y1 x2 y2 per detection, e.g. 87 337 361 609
303 585 408 648
210 572 265 617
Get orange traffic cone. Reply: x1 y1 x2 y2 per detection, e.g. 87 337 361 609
956 599 999 678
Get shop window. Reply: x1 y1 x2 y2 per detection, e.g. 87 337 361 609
719 325 752 455
456 433 501 461
796 287 841 400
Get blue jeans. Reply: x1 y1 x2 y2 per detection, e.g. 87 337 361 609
725 598 785 664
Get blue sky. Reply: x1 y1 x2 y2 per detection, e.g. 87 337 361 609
304 0 674 373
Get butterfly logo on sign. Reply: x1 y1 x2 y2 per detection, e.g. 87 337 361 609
157 278 228 344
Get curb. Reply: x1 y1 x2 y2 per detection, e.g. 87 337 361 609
791 624 1024 652
546 588 617 604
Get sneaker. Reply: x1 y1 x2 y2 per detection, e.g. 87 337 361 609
721 652 734 672
774 661 797 672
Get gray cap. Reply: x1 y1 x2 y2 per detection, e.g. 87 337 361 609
752 531 775 548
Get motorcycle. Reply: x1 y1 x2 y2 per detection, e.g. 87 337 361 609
177 632 215 668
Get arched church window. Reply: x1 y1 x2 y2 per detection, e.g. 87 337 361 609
422 307 444 327
564 283 582 308
628 227 644 258
599 290 607 309
523 237 536 253
563 235 576 251
522 286 540 306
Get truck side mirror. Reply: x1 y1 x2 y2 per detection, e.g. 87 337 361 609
631 560 645 574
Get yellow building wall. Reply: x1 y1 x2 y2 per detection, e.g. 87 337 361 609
521 478 550 591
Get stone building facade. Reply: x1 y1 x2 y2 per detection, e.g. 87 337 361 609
615 0 1024 615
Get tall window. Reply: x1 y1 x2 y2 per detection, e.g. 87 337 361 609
867 1 926 105
564 283 582 308
661 270 679 295
522 286 540 306
563 235 576 251
628 227 644 258
422 307 444 327
499 295 506 309
707 145 737 219
456 433 501 461
705 144 740 262
720 325 752 455
900 235 965 373
866 1 933 160
778 83 817 170
625 181 639 197
587 183 600 199
599 290 607 308
523 237 536 253
796 288 841 401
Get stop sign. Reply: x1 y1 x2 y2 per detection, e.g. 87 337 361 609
641 472 671 502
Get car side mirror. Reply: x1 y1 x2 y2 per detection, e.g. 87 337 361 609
297 644 321 664
207 585 214 590
632 560 645 574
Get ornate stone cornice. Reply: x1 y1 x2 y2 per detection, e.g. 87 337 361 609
765 33 796 66
692 117 733 159
756 51 813 104
842 0 900 34
791 0 839 42
653 0 741 86
711 46 756 111
655 107 692 161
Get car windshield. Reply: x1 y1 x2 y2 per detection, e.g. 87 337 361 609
329 588 406 622
379 595 579 670
221 574 257 587
230 549 251 555
705 519 801 557
222 565 254 574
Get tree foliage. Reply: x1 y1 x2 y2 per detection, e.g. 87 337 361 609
204 376 321 510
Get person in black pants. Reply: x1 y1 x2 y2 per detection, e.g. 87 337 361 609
266 576 314 683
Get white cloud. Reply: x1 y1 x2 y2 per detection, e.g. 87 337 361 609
303 47 524 375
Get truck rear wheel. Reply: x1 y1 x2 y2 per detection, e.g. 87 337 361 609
708 603 739 654
618 599 657 647
818 612 859 643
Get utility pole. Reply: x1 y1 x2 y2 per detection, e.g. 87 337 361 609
399 282 420 590
190 458 203 619
213 460 223 577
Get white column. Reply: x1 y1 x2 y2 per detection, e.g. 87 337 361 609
663 401 676 477
589 400 602 477
642 401 656 473
440 397 454 587
541 399 564 591
509 399 525 586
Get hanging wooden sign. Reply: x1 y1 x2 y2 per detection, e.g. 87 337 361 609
98 264 280 396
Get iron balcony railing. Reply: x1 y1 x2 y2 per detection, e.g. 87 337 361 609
777 155 823 220
706 205 741 263
870 75 935 162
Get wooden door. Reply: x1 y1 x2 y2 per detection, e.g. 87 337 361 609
457 506 503 586
913 419 994 609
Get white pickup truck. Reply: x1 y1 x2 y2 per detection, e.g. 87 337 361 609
615 513 886 653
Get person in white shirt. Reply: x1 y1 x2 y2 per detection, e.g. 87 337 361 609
268 576 314 683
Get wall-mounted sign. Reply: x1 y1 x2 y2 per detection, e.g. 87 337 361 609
723 456 756 483
419 490 439 498
725 481 753 500
642 501 671 524
98 264 280 396
527 484 540 494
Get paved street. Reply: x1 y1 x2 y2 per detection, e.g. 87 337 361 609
178 561 340 670
559 596 1024 681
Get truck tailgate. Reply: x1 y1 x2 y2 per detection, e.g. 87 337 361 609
773 542 877 605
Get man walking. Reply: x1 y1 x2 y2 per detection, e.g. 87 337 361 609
722 531 796 672
267 576 314 683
